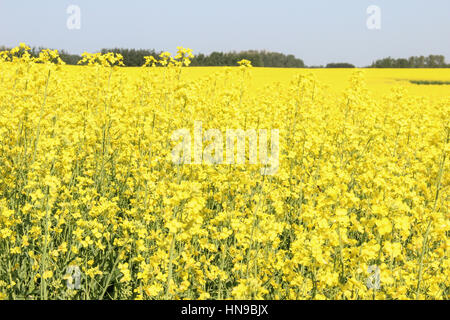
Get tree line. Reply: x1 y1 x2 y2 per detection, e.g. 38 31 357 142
98 48 306 68
325 63 355 68
1 46 305 67
1 45 449 68
189 50 305 68
369 55 449 68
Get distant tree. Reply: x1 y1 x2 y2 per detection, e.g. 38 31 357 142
190 50 305 68
370 54 448 68
59 50 81 65
326 63 355 68
396 58 409 68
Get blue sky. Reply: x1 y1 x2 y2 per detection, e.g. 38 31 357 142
1 0 449 66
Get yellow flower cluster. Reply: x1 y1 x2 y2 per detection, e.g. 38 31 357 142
0 44 448 300
143 47 194 68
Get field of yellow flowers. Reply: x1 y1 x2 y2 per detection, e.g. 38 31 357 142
0 44 448 300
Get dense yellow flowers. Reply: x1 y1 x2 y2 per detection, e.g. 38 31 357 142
0 44 448 300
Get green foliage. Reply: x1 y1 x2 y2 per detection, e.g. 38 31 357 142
326 63 355 68
370 55 450 68
2 44 449 69
190 50 305 68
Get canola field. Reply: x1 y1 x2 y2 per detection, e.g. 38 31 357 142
0 44 448 300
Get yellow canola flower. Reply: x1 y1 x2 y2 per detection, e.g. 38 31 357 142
0 43 448 300
42 271 53 280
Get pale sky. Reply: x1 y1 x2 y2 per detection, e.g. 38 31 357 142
1 0 449 66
